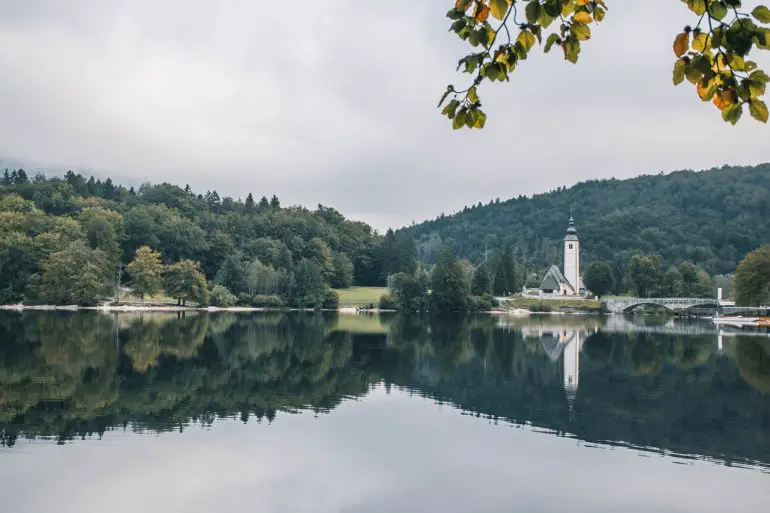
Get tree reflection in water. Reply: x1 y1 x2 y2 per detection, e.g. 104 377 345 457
1 311 770 469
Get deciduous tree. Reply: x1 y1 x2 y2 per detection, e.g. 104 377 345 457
431 247 469 312
583 260 614 298
439 1 770 128
628 254 662 298
734 244 770 306
126 246 164 302
164 260 209 306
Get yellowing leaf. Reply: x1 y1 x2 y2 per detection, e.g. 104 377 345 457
455 0 473 11
573 11 592 24
517 30 536 52
475 4 490 23
713 89 735 111
673 32 689 57
687 0 707 16
468 87 479 104
750 99 769 123
489 0 510 21
673 59 686 85
692 32 710 52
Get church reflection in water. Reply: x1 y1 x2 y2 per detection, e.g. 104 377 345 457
520 323 594 409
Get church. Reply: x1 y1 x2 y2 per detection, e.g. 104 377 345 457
538 213 588 296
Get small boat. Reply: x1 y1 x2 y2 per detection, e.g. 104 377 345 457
712 315 770 328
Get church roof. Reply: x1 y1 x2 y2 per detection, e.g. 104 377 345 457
540 265 574 293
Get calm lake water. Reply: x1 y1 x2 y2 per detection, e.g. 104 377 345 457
1 311 770 512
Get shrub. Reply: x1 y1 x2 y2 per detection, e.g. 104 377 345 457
249 295 285 308
468 294 498 312
322 289 340 310
237 292 251 305
210 285 237 307
529 301 553 313
379 293 397 310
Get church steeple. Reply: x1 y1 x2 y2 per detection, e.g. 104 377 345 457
563 208 580 294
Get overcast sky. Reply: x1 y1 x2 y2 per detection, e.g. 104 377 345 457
1 1 768 231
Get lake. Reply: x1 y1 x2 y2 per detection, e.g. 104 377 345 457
1 311 770 512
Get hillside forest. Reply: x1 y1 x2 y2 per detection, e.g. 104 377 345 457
399 164 770 298
0 170 417 307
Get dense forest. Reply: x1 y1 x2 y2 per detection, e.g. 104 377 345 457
399 164 770 286
0 170 417 306
2 311 770 468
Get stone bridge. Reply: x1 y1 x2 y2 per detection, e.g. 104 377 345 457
602 297 719 314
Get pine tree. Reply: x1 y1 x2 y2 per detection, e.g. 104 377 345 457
14 169 29 185
270 194 281 209
2 169 10 185
492 260 508 296
259 196 270 209
245 193 256 213
471 263 491 296
430 247 468 312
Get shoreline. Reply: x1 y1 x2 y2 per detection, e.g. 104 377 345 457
0 303 392 314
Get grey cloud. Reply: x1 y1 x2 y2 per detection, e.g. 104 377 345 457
0 1 768 230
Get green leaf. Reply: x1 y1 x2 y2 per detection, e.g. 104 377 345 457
544 33 560 53
709 1 728 20
453 108 467 129
465 108 476 128
721 102 743 125
751 70 770 83
526 1 542 24
564 38 580 63
673 59 686 85
442 99 461 118
752 5 770 23
749 99 769 122
539 10 555 29
489 0 510 21
446 9 465 20
451 19 466 33
685 62 702 84
571 23 591 41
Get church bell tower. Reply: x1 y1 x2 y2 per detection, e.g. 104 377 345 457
563 210 579 294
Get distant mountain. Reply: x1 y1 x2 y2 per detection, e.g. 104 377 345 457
0 157 142 188
398 163 770 277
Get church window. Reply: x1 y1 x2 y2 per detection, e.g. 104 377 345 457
568 243 573 249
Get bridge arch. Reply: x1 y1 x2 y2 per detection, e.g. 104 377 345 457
603 297 720 315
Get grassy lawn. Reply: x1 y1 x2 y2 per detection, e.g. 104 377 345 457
334 287 388 307
331 314 388 334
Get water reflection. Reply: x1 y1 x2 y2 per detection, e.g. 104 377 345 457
1 311 770 470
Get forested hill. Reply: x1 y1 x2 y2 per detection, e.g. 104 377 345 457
0 170 418 306
399 163 770 277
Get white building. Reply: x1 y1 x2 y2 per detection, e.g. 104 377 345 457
538 214 587 296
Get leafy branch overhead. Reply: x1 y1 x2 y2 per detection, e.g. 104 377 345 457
439 0 770 128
